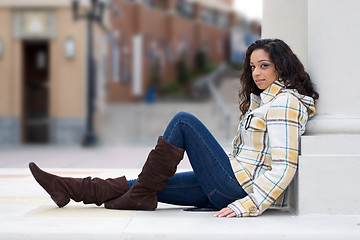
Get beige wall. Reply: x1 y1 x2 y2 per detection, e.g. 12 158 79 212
12 39 22 119
93 18 108 113
0 3 110 144
0 8 12 117
0 8 22 118
50 7 86 118
0 7 87 118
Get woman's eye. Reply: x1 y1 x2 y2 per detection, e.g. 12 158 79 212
250 66 255 71
261 64 269 68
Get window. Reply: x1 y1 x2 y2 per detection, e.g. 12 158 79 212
176 0 194 19
143 0 155 8
201 8 217 25
217 14 229 28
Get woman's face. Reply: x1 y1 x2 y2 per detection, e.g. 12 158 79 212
250 49 278 90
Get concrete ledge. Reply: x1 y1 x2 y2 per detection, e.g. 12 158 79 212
1 168 360 240
301 135 360 155
50 118 85 145
298 155 360 215
305 114 360 135
298 134 360 215
0 117 20 145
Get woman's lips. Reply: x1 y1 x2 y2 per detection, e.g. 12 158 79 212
255 79 265 83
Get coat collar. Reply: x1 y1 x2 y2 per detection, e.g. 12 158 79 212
249 79 284 110
248 79 316 118
260 79 285 104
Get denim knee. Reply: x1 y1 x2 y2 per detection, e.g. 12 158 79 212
163 112 199 149
172 111 196 124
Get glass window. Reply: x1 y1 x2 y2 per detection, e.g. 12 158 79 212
176 0 194 19
201 8 217 25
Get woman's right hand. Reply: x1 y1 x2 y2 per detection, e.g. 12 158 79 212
214 207 236 218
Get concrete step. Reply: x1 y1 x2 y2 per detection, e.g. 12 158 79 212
97 77 241 146
97 102 240 146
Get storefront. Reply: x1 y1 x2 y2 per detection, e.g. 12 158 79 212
0 0 109 145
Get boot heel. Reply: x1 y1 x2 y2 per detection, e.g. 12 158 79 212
50 192 70 208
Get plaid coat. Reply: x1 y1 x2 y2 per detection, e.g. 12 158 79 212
228 80 315 217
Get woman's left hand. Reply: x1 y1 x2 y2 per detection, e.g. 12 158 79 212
214 207 237 218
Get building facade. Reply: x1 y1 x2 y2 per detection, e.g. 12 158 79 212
107 0 239 102
0 0 242 145
0 0 110 145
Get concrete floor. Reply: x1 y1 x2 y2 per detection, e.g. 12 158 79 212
0 148 360 240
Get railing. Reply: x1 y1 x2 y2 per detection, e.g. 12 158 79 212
192 63 232 139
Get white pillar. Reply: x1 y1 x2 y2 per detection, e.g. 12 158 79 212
262 0 308 68
262 0 360 215
306 0 360 134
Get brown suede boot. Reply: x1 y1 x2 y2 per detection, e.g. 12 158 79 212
104 136 185 210
29 162 129 207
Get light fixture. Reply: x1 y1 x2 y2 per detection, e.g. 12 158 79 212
65 36 75 59
71 0 110 147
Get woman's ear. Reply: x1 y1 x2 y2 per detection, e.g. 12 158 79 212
275 69 280 79
275 66 282 78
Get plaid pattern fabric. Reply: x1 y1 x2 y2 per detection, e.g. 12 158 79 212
228 80 315 217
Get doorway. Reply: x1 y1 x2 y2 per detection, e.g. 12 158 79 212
22 41 50 143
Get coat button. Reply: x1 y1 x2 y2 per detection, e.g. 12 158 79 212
249 206 257 215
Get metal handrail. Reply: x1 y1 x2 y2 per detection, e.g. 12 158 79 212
193 63 232 138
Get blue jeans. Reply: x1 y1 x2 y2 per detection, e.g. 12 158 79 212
128 112 247 209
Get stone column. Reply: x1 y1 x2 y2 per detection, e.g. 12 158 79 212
306 0 360 134
262 0 360 215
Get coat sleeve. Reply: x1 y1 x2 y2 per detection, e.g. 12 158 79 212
228 93 306 217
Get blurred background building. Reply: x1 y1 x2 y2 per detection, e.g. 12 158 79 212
0 0 112 145
107 0 253 103
0 0 260 146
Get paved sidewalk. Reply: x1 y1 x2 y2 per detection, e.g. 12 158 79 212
1 167 360 240
1 147 360 239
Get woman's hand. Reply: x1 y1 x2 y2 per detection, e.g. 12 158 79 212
214 207 237 218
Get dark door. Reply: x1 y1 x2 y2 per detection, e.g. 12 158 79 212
22 41 49 143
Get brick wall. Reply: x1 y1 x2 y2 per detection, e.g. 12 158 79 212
108 0 233 102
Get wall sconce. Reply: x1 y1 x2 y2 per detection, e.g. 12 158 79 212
0 39 3 59
65 36 75 59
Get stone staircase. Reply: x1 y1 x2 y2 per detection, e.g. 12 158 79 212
97 78 241 147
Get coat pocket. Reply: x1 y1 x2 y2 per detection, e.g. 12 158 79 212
244 114 266 132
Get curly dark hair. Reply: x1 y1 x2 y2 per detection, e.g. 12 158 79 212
238 38 319 116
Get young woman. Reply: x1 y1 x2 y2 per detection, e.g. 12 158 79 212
29 39 319 217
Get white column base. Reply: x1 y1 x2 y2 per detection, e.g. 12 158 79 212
295 135 360 215
305 114 360 135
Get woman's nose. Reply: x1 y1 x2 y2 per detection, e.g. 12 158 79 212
253 68 260 76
